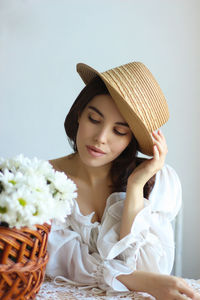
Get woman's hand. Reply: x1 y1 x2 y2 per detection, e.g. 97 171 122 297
147 273 200 300
118 271 200 300
127 129 168 188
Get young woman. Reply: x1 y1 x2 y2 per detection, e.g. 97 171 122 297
46 62 199 300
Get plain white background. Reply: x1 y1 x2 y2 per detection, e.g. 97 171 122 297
0 0 199 278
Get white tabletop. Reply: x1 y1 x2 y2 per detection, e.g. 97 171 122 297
36 277 200 300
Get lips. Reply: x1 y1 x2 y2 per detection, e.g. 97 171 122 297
86 145 106 157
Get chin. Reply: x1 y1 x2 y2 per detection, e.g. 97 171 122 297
78 152 110 168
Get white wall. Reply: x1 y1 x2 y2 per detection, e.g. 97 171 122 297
0 0 199 279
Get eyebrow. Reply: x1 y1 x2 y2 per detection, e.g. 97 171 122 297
88 105 130 127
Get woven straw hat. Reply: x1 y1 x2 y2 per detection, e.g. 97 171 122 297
76 62 169 156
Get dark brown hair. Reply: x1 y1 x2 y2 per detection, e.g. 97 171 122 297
64 76 155 199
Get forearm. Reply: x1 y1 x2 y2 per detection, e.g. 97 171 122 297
117 271 198 300
119 183 144 240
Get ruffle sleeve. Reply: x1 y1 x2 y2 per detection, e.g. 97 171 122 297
46 202 101 285
96 164 182 290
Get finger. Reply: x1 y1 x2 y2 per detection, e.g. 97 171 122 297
152 130 162 142
173 291 194 300
153 144 160 160
153 129 166 144
158 129 166 141
153 132 166 150
153 140 166 155
152 132 165 150
179 285 196 299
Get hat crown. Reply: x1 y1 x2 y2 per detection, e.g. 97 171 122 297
100 62 169 132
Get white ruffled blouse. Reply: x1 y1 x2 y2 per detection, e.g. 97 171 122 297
46 164 182 293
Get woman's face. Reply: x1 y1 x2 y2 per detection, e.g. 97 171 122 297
76 94 132 168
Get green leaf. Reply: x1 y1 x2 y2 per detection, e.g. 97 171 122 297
18 198 27 206
0 206 7 214
53 189 59 197
9 180 17 185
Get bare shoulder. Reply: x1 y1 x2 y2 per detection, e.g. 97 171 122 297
49 154 75 175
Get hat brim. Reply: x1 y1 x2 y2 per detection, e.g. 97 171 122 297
77 63 154 156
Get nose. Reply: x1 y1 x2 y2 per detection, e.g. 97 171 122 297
94 126 109 144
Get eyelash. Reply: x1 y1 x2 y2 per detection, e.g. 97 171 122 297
88 115 99 124
88 115 127 136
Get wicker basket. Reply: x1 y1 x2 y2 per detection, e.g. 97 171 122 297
0 223 51 300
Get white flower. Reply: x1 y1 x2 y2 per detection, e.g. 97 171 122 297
0 154 77 229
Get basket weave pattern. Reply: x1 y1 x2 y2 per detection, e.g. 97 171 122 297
0 223 51 300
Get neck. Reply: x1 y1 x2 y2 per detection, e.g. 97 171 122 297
72 153 111 187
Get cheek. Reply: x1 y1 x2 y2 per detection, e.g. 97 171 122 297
111 137 132 155
76 118 92 144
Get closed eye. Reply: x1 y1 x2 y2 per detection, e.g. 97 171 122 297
114 129 128 136
88 115 100 124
